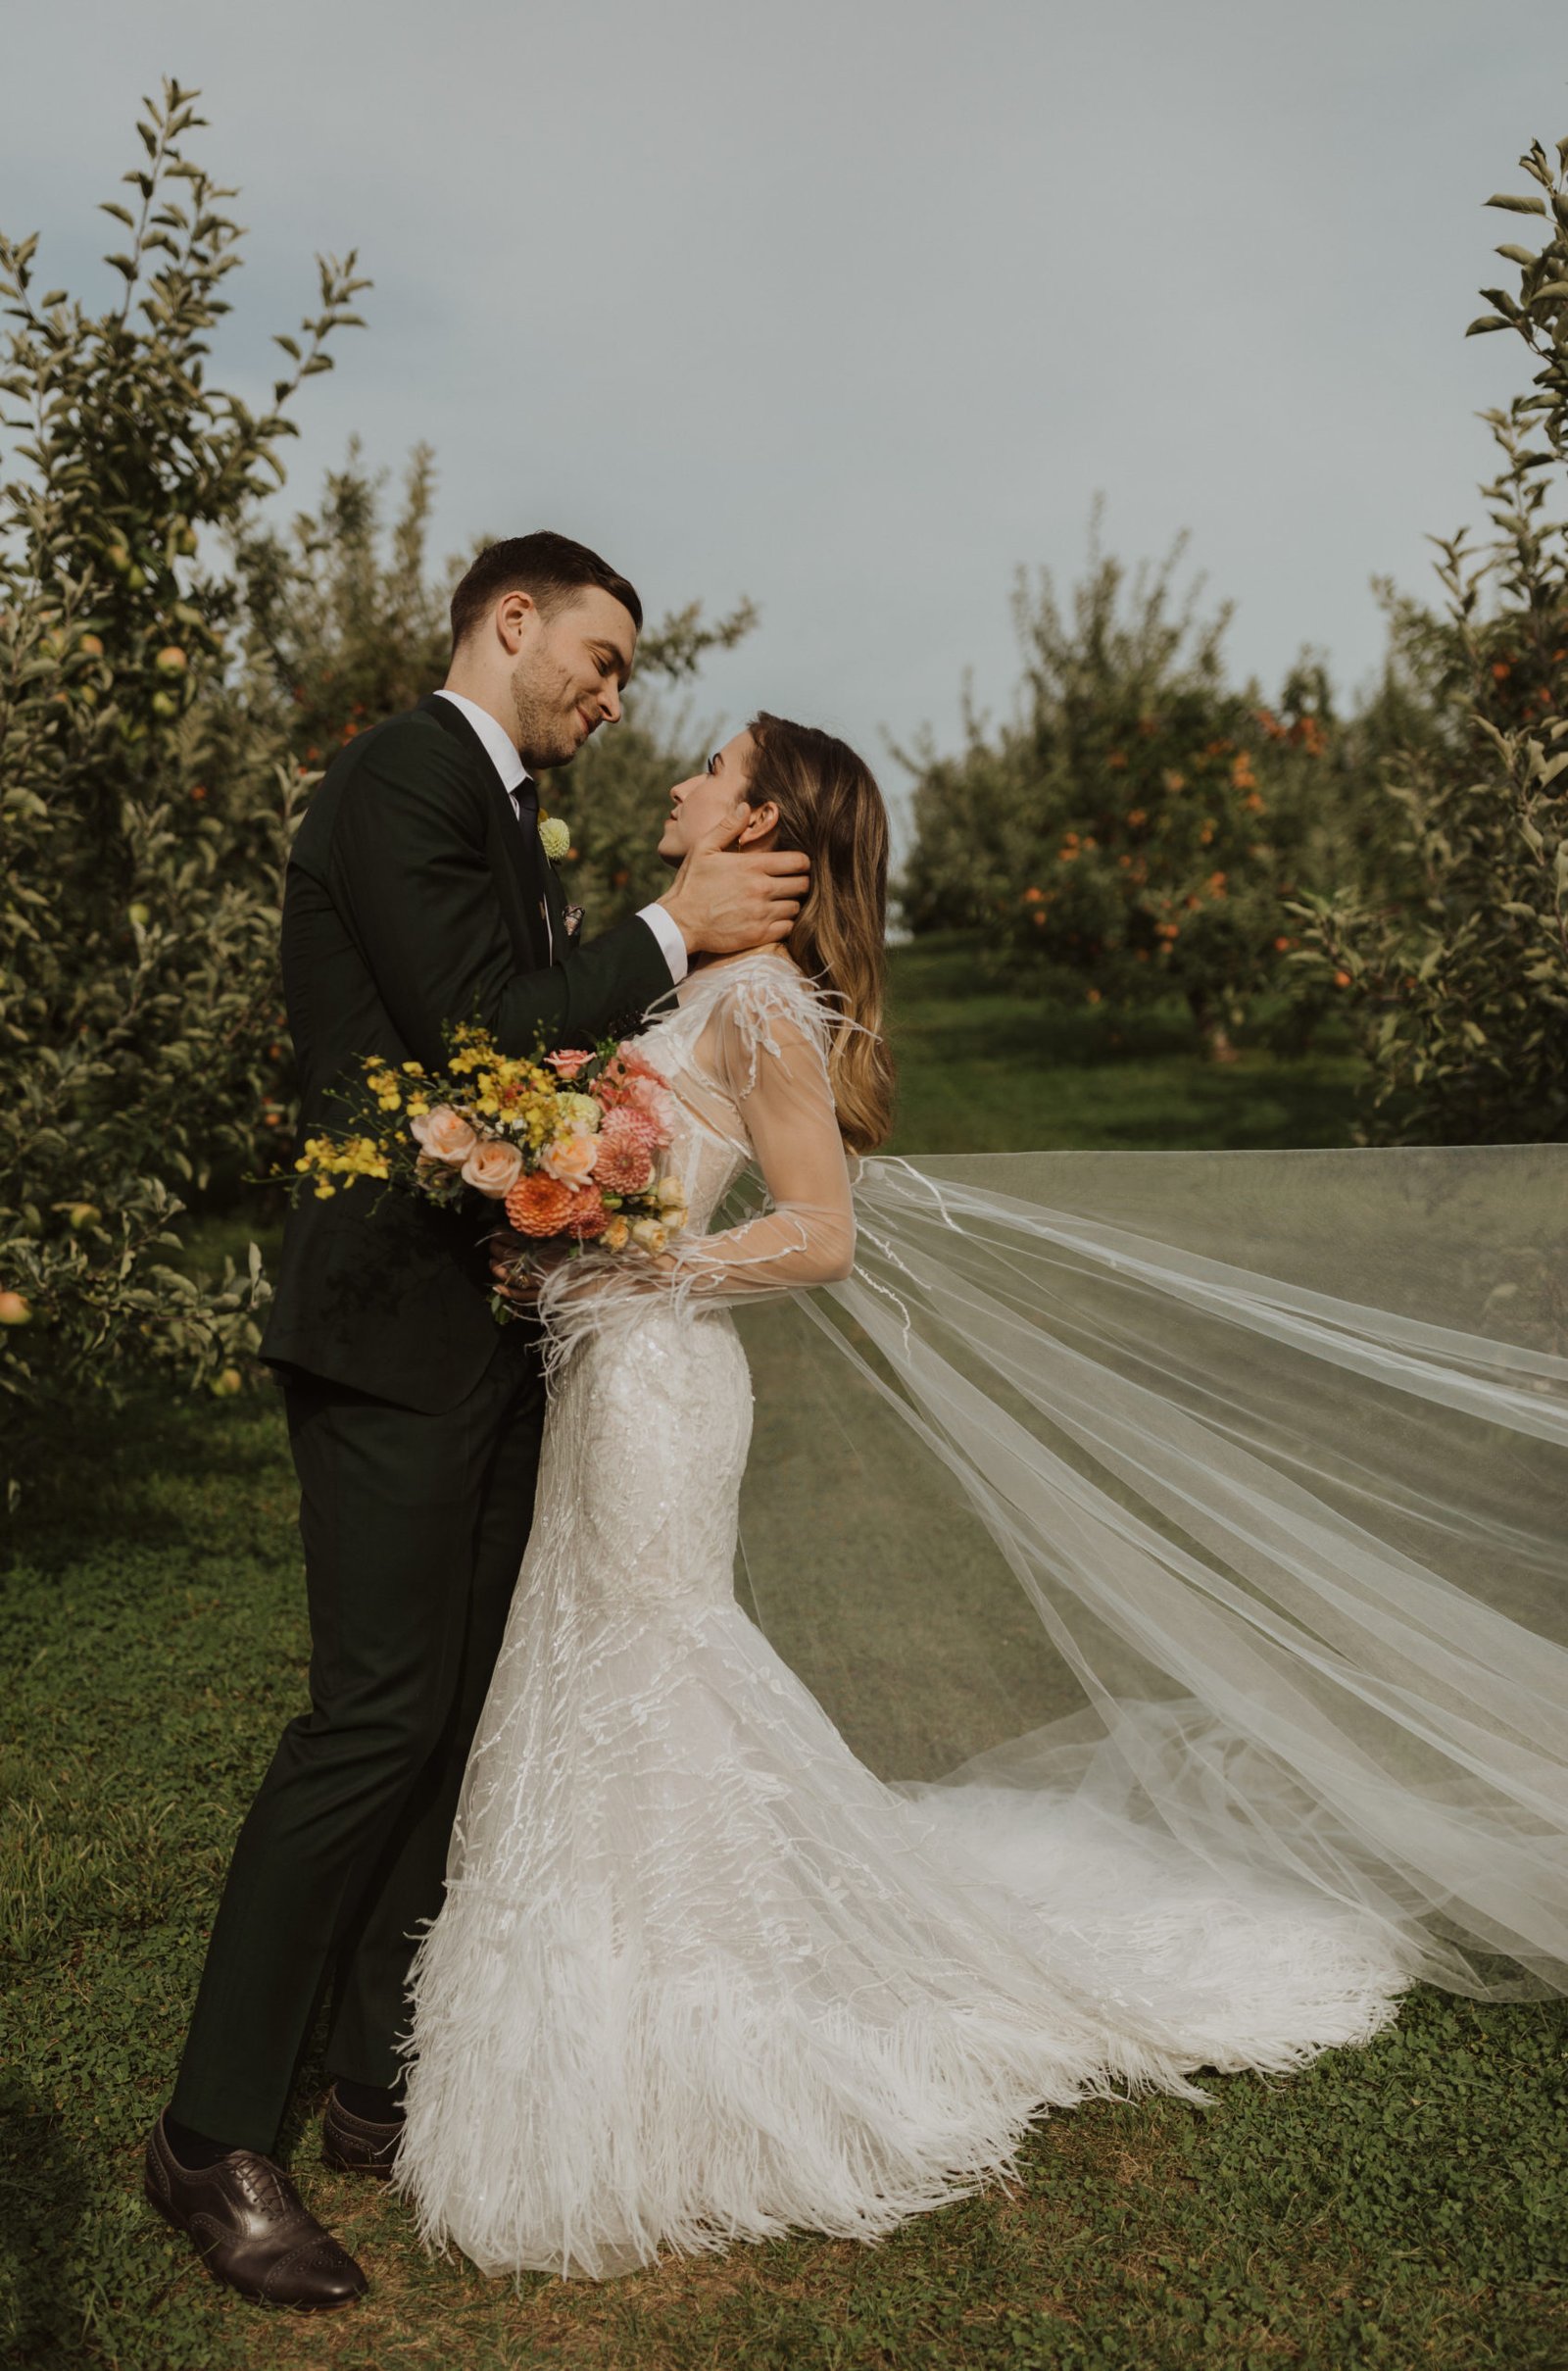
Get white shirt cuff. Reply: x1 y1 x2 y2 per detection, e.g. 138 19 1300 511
636 901 689 984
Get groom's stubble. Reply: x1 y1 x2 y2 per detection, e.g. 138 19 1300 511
509 647 588 774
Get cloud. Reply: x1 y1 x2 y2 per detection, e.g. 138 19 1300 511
3 0 1554 805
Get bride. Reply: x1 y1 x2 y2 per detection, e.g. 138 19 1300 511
396 714 1568 2280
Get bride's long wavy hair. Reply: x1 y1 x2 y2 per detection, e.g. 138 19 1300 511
742 712 896 1155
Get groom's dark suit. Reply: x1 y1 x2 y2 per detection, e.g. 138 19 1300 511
172 694 674 2153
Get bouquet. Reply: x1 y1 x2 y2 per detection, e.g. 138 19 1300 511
291 1025 686 1307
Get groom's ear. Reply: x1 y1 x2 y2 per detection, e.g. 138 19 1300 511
495 590 539 654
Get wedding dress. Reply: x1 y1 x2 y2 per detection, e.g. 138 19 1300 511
395 953 1568 2280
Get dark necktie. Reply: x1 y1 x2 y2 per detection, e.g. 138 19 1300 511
507 775 555 958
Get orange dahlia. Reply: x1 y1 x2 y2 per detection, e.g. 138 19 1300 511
563 1184 610 1240
505 1172 573 1238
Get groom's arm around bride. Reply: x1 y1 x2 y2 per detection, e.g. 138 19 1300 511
261 532 807 1411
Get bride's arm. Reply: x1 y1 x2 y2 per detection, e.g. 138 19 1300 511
533 993 855 1343
667 999 857 1293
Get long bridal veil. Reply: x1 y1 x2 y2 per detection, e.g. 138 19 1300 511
727 1144 1568 2001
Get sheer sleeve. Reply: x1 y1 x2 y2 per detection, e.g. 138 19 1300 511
668 995 857 1295
533 963 857 1358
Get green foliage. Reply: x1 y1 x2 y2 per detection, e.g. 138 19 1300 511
0 80 757 1508
239 438 453 768
898 517 1348 1056
1295 132 1568 1143
3 1347 1562 2369
0 81 368 1494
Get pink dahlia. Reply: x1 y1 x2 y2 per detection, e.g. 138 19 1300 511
595 1107 657 1194
623 1071 674 1145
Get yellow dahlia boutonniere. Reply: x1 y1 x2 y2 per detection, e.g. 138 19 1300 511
538 813 571 864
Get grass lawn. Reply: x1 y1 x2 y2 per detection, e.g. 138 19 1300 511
4 943 1565 2370
883 938 1366 1156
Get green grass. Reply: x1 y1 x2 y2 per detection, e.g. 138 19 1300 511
4 946 1565 2370
884 936 1364 1155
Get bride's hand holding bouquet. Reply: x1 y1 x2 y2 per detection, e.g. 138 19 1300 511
289 1025 687 1317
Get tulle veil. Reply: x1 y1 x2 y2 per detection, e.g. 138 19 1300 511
726 1142 1568 2001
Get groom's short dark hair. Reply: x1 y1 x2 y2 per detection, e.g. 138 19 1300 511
450 532 643 653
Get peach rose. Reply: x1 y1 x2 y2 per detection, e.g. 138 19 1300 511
410 1105 477 1165
546 1049 593 1079
541 1132 599 1188
462 1137 525 1199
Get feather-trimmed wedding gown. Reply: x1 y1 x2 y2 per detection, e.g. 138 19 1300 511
395 952 1409 2280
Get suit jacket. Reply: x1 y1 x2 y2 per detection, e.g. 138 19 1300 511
260 694 675 1410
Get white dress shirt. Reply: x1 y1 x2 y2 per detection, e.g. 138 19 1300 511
433 690 688 982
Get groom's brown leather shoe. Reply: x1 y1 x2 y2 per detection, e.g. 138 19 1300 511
320 2085 402 2181
144 2115 367 2309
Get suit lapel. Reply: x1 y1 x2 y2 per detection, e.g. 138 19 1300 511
420 695 547 965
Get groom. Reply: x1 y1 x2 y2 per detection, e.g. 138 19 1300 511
144 531 808 2309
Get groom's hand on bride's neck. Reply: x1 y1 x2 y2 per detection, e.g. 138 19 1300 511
658 818 808 956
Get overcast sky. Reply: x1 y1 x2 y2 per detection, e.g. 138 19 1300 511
4 1 1565 813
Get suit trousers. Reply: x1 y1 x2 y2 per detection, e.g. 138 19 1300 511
171 1330 544 2153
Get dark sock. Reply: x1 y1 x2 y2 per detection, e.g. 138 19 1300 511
164 2113 243 2170
331 2077 404 2125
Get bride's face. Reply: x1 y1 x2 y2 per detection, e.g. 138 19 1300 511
659 730 778 863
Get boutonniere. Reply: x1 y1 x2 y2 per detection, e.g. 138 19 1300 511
538 812 572 864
